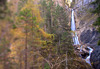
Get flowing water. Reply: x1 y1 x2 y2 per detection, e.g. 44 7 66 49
85 47 93 65
71 9 93 65
71 9 80 45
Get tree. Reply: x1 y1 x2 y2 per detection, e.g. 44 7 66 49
40 0 73 69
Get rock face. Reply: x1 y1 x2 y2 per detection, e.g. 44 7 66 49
90 46 100 69
53 0 65 7
74 0 100 47
80 28 99 46
74 0 100 69
75 0 95 6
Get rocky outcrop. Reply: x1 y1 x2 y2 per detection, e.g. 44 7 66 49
80 28 99 46
73 0 100 69
90 46 100 69
74 0 100 47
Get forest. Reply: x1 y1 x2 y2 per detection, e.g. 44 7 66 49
0 0 100 69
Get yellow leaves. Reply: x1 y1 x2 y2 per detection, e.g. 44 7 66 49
10 39 25 58
42 41 47 46
34 38 42 46
30 51 34 54
11 28 25 39
37 57 44 62
0 64 3 69
65 0 72 7
32 8 43 23
36 25 39 28
10 40 24 51
21 0 43 23
10 51 16 57
9 39 24 64
35 25 54 39
39 28 53 39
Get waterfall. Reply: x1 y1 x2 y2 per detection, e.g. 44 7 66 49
71 9 76 31
71 9 80 45
85 47 93 66
71 9 93 65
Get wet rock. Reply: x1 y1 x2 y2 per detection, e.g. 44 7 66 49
90 46 100 69
81 52 89 59
83 48 89 53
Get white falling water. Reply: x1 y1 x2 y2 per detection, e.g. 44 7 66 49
71 9 93 65
71 9 80 45
85 47 93 65
71 9 76 31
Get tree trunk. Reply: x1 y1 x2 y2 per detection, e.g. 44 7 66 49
59 35 61 54
65 52 68 69
19 52 22 69
51 11 53 27
32 14 35 69
3 53 7 69
25 22 28 69
82 0 84 6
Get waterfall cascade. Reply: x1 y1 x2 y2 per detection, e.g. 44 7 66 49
85 47 93 65
71 9 93 65
71 9 80 45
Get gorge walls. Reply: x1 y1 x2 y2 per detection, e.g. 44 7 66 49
74 0 100 47
73 0 100 69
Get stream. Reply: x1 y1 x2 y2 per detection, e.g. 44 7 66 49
71 9 93 65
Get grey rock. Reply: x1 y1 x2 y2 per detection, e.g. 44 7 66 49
80 28 99 45
90 46 100 69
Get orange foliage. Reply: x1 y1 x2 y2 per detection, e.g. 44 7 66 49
39 28 53 39
21 0 43 23
11 28 25 38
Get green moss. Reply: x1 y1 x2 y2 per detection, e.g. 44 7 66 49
44 63 50 69
98 40 100 45
12 24 17 29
